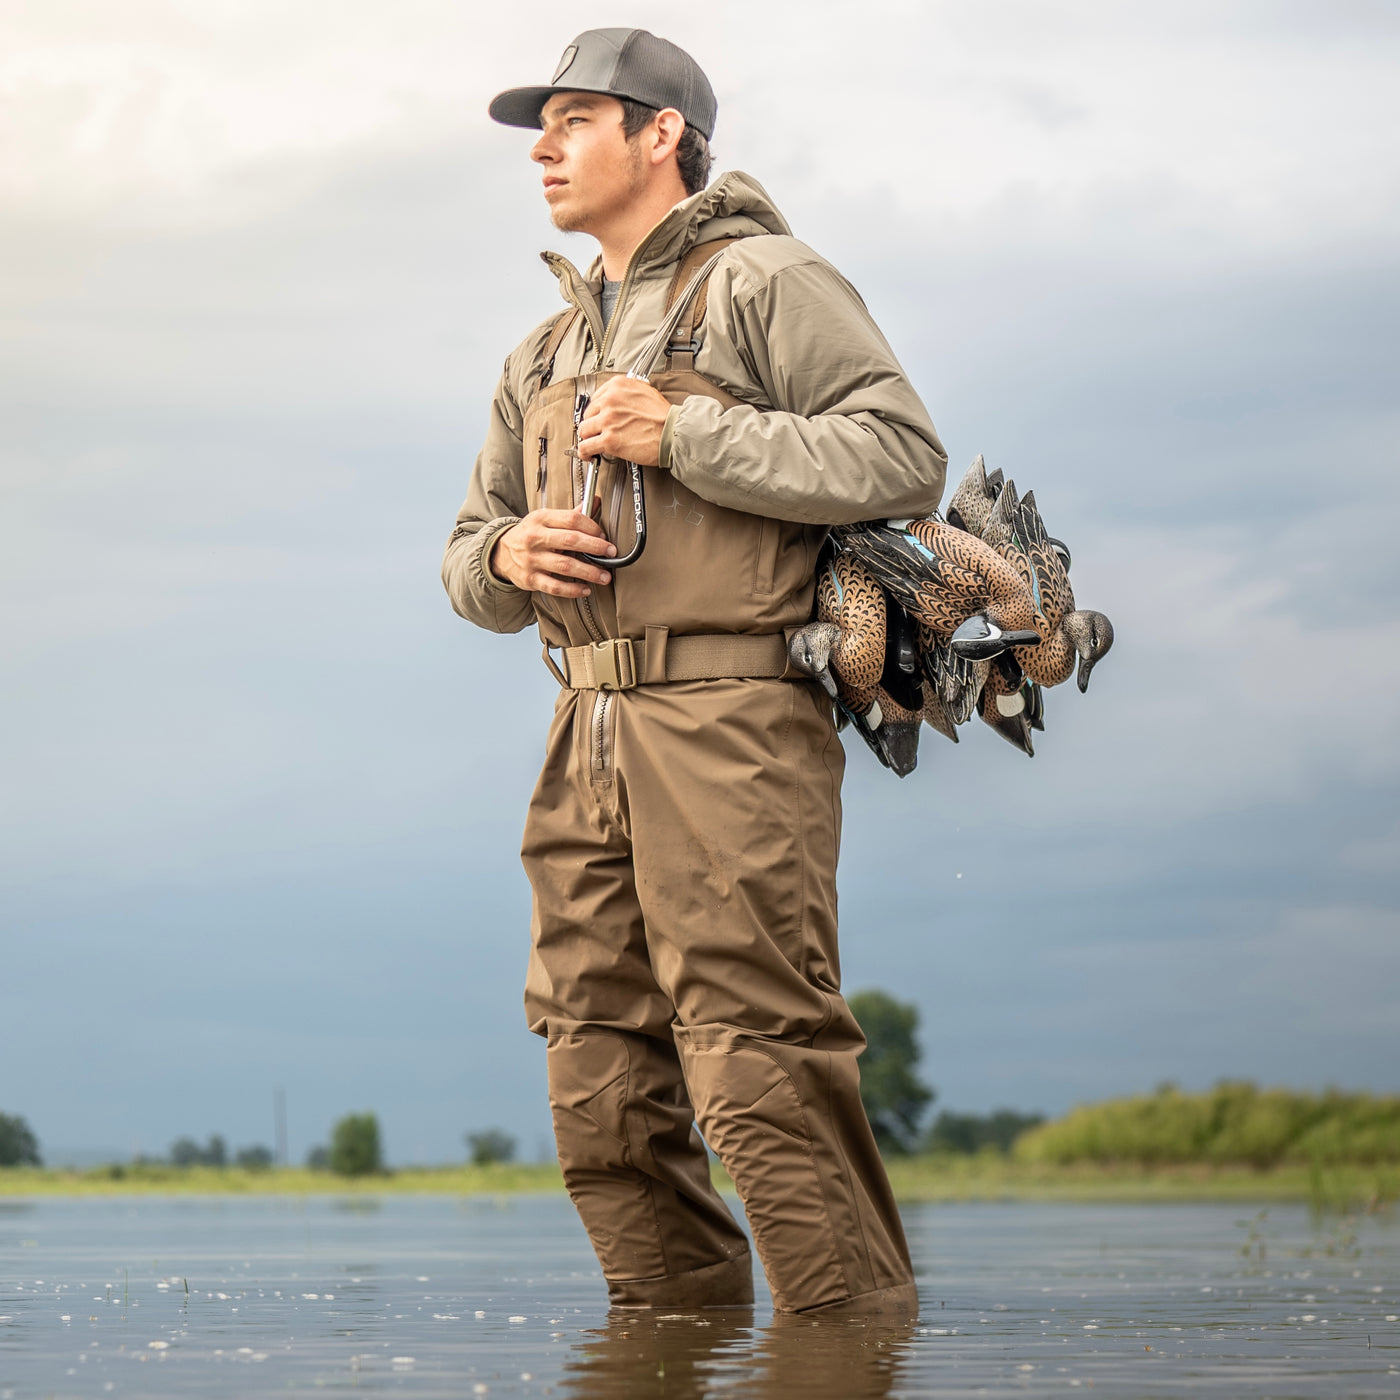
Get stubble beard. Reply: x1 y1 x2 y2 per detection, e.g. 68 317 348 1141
548 141 647 236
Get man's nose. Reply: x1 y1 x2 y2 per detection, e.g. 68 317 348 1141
531 130 557 165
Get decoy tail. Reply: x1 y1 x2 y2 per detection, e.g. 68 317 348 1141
878 720 921 777
950 612 1043 660
979 658 1036 757
946 453 998 536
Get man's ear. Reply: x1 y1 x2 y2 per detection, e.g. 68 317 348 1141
649 108 686 167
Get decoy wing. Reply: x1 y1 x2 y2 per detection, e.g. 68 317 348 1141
917 622 982 728
1015 490 1075 627
836 518 1042 645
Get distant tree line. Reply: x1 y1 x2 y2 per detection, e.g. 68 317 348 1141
926 1109 1046 1155
167 1134 274 1170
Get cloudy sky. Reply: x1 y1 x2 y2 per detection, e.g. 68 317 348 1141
2 1 1397 1166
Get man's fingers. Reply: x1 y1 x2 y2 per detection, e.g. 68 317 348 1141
529 574 594 599
542 509 608 539
536 551 613 585
491 508 619 593
542 528 615 556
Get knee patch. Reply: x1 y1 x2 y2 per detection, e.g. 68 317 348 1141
546 1032 632 1176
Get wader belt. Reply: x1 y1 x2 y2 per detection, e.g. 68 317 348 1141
549 632 789 691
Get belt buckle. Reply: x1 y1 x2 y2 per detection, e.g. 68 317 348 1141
591 638 636 691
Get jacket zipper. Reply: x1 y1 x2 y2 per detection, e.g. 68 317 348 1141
542 208 673 371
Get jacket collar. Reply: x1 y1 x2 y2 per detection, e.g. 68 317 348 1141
540 170 790 308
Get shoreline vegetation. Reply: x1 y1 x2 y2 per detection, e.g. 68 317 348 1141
6 1085 1397 1210
2 1158 1395 1211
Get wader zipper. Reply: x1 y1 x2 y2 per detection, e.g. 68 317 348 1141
544 239 674 784
589 690 614 779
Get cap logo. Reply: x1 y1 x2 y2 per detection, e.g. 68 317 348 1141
551 46 578 83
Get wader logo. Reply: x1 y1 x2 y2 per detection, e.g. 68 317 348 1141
552 46 578 83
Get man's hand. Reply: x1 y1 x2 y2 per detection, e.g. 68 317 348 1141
490 509 616 598
578 377 671 467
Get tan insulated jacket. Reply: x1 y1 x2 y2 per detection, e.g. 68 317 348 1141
442 171 947 638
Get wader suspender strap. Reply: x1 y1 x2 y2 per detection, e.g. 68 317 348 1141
538 307 581 392
541 237 736 388
663 238 739 373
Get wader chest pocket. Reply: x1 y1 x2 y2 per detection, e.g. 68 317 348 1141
522 375 642 562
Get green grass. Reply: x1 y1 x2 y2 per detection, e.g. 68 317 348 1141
1014 1083 1400 1169
0 1162 564 1197
4 1155 1396 1211
880 1154 1400 1211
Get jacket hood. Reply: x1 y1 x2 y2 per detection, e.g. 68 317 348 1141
542 170 791 290
637 170 791 267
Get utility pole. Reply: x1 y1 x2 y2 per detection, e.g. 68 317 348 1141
274 1087 287 1167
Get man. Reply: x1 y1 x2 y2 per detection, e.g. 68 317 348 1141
443 28 947 1313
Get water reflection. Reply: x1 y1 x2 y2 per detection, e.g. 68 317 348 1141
561 1307 917 1398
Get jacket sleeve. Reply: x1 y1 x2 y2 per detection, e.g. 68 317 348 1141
441 364 538 634
659 259 947 525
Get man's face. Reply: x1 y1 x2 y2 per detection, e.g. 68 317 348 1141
531 92 645 234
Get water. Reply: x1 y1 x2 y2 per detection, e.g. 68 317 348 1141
2 1194 1397 1397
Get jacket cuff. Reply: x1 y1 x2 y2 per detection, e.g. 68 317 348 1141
474 517 523 592
658 405 680 473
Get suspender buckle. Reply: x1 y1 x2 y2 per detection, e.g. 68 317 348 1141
590 637 637 691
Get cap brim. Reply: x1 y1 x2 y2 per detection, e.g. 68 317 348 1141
489 85 627 130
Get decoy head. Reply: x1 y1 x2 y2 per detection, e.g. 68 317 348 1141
788 621 843 697
950 612 1043 661
1062 610 1115 692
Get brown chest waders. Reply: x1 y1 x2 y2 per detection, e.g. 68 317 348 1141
518 242 917 1314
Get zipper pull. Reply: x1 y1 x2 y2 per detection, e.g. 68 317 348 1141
573 390 590 428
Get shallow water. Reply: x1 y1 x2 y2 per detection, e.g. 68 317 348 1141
1 1194 1397 1397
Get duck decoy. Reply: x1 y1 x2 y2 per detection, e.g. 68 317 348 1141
788 551 925 776
833 517 1045 661
790 456 1114 776
1002 489 1115 692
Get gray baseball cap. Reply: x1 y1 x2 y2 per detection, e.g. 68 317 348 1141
489 29 717 141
